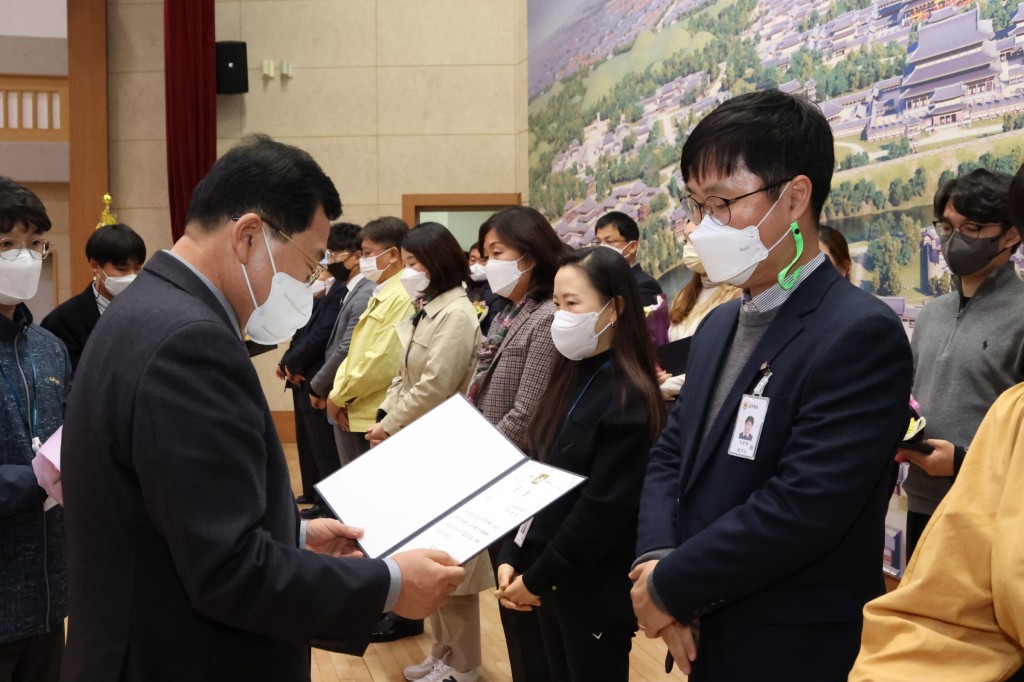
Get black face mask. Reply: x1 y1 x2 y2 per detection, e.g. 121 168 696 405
327 262 351 281
941 231 1006 277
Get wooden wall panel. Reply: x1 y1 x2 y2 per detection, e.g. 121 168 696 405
67 0 108 291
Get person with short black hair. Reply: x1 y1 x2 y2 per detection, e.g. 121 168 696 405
594 211 664 306
308 225 375 458
0 177 70 682
630 90 913 681
898 167 1024 559
278 222 359 520
41 222 146 372
59 137 464 681
850 162 1024 682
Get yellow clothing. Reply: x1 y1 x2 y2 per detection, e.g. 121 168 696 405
329 275 413 432
851 383 1024 682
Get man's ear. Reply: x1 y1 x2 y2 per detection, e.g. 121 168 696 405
230 213 263 265
787 175 814 224
1002 225 1022 251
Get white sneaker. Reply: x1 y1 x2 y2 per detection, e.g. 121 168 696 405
421 662 480 682
403 655 446 681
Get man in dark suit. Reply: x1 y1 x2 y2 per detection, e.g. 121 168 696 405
629 91 913 682
40 223 145 372
594 211 664 306
60 136 464 682
279 222 360 518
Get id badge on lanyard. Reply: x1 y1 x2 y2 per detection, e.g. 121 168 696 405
728 364 771 460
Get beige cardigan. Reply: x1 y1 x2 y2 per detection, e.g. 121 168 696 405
379 286 481 436
378 286 491 594
850 383 1024 681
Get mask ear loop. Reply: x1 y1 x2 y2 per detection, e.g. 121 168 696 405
777 222 804 290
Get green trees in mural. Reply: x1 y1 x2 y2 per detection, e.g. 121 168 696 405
840 152 871 170
868 233 905 296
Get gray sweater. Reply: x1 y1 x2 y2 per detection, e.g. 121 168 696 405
904 263 1024 514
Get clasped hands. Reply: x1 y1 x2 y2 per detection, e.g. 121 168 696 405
304 520 466 620
629 560 699 676
495 563 542 611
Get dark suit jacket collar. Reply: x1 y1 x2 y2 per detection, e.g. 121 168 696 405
144 251 238 334
684 264 842 494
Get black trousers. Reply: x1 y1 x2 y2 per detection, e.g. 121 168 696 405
905 510 931 561
534 561 636 682
292 384 342 502
0 629 63 682
487 543 553 682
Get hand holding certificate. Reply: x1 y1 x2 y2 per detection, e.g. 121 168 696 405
316 396 587 564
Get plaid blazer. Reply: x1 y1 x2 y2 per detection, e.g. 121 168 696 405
473 298 558 452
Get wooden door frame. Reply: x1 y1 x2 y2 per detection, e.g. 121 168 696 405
401 193 522 229
67 0 109 291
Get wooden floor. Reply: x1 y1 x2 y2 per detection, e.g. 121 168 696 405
283 444 688 682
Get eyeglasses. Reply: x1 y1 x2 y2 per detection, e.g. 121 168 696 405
326 249 357 263
233 215 325 286
932 220 1003 242
0 237 50 261
683 180 791 226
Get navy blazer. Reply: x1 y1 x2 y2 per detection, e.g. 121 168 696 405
61 253 390 682
632 263 664 307
281 280 347 379
637 264 913 682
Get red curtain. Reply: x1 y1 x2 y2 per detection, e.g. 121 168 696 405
164 0 216 243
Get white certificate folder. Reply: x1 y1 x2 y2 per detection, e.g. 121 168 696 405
315 395 586 564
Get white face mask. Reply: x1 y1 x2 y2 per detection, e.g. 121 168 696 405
469 263 488 282
485 255 531 299
550 300 613 361
0 250 42 305
241 226 315 345
359 248 393 284
601 242 634 258
100 271 136 297
687 183 792 287
399 267 430 299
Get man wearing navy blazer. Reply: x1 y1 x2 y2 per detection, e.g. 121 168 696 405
630 91 913 681
60 136 464 681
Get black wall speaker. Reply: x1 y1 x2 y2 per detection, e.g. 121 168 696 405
216 41 248 95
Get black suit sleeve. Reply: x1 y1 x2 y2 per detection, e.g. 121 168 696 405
132 320 390 645
636 277 664 308
41 308 83 371
636 398 686 555
0 464 46 518
652 311 912 621
281 290 343 376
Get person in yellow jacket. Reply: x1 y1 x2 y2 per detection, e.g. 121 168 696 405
327 217 412 465
850 382 1024 681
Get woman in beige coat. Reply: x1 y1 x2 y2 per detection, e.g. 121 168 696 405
365 223 488 682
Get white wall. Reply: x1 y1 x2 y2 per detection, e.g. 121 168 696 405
0 0 67 38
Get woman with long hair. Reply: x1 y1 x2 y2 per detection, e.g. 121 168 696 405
654 229 740 399
364 223 490 682
496 246 665 681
